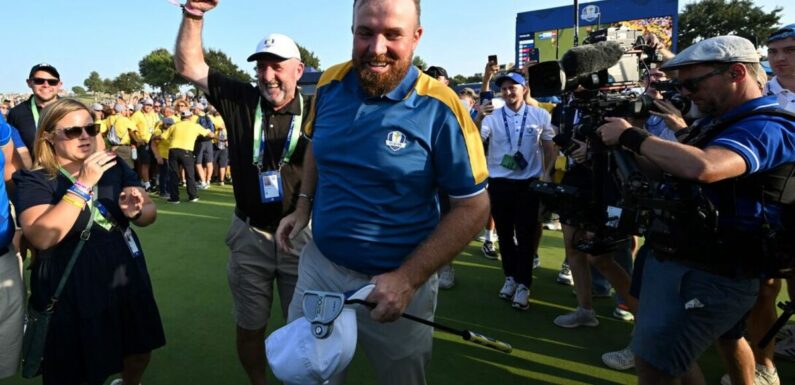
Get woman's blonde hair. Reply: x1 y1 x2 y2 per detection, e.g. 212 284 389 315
33 98 93 177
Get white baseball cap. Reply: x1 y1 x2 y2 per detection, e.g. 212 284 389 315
247 33 301 62
265 284 374 385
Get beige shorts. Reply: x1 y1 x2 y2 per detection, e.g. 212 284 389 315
0 249 24 379
226 215 310 331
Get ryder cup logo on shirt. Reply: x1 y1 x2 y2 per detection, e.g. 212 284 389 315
385 131 407 152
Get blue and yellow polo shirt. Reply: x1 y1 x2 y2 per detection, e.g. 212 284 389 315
305 62 488 275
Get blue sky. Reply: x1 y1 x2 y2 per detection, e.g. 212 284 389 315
1 0 790 93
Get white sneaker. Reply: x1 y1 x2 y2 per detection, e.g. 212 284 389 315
499 277 517 300
532 254 541 269
511 284 530 311
720 364 780 385
438 264 455 289
553 307 599 328
556 263 574 286
602 347 635 370
775 335 795 361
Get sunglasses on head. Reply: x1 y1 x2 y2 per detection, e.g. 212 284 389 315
57 124 99 139
30 77 59 86
673 65 730 93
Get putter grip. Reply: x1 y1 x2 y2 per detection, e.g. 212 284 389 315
464 330 512 354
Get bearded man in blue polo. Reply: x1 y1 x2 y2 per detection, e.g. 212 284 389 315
276 0 489 384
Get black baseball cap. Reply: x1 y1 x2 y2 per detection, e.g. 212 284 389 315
29 63 60 79
425 66 449 79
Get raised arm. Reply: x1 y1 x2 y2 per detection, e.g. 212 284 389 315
174 0 219 93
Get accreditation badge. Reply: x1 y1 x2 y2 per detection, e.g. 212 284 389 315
122 227 142 258
259 170 284 203
500 154 518 170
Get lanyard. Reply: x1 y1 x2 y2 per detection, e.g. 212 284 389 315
252 96 303 169
58 167 116 230
31 98 40 128
501 106 529 151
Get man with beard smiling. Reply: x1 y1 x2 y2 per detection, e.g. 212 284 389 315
174 2 310 385
276 0 489 383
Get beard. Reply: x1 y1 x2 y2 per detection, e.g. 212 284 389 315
258 80 286 105
353 53 412 97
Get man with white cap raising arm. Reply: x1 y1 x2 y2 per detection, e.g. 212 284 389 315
173 2 310 384
597 35 795 385
276 0 489 383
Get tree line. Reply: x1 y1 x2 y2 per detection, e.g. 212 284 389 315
78 44 321 96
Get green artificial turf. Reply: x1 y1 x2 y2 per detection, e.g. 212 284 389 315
4 186 793 385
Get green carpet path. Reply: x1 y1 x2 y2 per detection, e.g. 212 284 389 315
4 186 794 384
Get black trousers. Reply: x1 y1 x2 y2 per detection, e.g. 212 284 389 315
487 177 540 287
168 149 197 201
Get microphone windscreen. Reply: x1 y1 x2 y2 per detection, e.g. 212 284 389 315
560 41 625 77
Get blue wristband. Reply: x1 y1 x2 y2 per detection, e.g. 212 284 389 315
67 186 92 201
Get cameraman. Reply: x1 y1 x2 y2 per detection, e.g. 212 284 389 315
597 36 795 385
643 68 688 140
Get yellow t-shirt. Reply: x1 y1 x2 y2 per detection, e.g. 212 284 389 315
162 120 212 151
209 115 225 145
153 121 172 159
130 111 159 143
105 115 135 145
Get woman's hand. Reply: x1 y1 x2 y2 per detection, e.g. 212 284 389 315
119 187 145 219
77 151 117 188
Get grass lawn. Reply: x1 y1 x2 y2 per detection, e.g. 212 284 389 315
4 186 794 385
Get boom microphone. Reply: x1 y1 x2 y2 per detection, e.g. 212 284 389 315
560 41 625 77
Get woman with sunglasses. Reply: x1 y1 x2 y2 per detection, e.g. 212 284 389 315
13 99 165 385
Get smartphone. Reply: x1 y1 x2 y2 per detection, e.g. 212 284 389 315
488 55 498 65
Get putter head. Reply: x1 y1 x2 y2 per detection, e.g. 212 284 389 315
302 291 345 339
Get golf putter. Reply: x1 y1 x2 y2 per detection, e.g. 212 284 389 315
302 291 346 339
345 298 513 354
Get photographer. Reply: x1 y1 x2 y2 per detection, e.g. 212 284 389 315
597 36 795 385
480 71 557 310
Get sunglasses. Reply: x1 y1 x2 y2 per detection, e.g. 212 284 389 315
673 66 730 93
57 124 99 139
30 77 60 86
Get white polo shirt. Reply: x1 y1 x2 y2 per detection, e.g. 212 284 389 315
765 76 795 112
481 103 555 180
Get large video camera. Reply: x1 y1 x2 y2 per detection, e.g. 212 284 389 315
527 28 684 252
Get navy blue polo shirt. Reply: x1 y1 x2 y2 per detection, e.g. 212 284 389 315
698 95 795 230
305 62 488 275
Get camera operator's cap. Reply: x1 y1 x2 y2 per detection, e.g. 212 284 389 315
768 24 795 44
191 102 205 111
114 103 126 113
28 63 60 79
181 110 193 118
143 98 154 105
91 103 104 111
248 33 301 62
265 284 374 385
660 35 759 70
495 72 527 87
425 66 449 79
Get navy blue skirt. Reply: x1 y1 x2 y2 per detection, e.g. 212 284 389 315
30 226 166 385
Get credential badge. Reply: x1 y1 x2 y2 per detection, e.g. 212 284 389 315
385 131 407 152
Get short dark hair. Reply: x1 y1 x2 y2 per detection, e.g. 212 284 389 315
353 0 421 26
